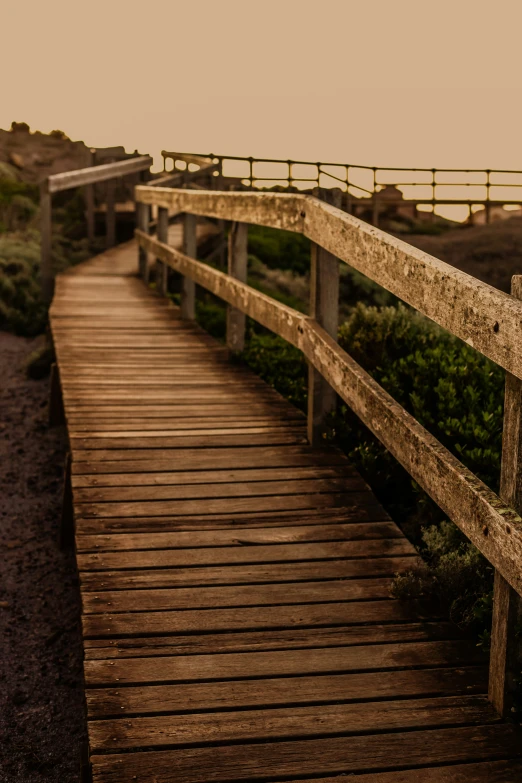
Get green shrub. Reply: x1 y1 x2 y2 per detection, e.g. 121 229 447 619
337 303 504 492
248 225 311 275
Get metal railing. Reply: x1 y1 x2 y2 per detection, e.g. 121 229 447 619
162 150 522 225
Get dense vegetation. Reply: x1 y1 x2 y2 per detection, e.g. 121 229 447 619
0 162 92 335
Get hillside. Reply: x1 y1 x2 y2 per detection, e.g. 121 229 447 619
398 216 522 294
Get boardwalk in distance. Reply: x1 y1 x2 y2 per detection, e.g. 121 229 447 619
49 240 522 782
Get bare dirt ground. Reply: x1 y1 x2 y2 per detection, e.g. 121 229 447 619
0 332 86 783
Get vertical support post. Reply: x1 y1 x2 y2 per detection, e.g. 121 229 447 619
106 178 116 248
137 199 149 281
85 184 95 246
307 189 341 446
40 179 53 303
181 213 196 319
372 168 379 227
248 157 254 189
431 168 436 223
345 166 352 214
156 206 169 297
489 274 522 715
485 170 491 224
216 158 226 268
85 149 95 246
226 222 248 352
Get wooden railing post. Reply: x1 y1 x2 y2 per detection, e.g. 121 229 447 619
106 177 116 248
156 206 169 297
85 149 95 246
226 222 248 352
40 179 53 303
181 213 196 319
489 274 522 716
137 200 149 281
307 189 342 445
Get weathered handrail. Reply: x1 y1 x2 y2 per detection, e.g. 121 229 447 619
46 155 152 193
137 187 522 382
135 184 522 718
40 155 153 301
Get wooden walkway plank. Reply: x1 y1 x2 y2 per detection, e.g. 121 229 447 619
89 726 522 783
49 242 522 782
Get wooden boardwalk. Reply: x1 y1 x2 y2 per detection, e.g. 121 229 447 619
49 242 522 782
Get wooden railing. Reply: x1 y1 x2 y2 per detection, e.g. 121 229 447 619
135 183 522 718
40 155 153 301
162 150 522 224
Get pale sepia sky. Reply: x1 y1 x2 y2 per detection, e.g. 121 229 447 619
2 0 522 174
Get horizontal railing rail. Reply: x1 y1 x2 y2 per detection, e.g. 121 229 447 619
46 155 152 193
137 187 522 381
135 183 522 719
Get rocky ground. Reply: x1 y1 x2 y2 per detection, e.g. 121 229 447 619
0 332 86 782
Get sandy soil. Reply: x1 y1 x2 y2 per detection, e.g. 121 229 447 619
0 332 86 782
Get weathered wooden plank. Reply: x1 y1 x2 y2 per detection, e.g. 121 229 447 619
241 761 522 783
67 406 296 420
82 600 439 638
86 665 487 717
84 640 481 685
78 537 413 569
73 490 386 519
70 431 308 450
89 601 375 640
82 577 393 613
89 695 498 751
71 465 352 488
71 445 340 468
73 476 366 503
74 503 390 534
68 416 302 433
90 725 522 782
78 556 417 591
82 622 467 658
75 521 398 552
